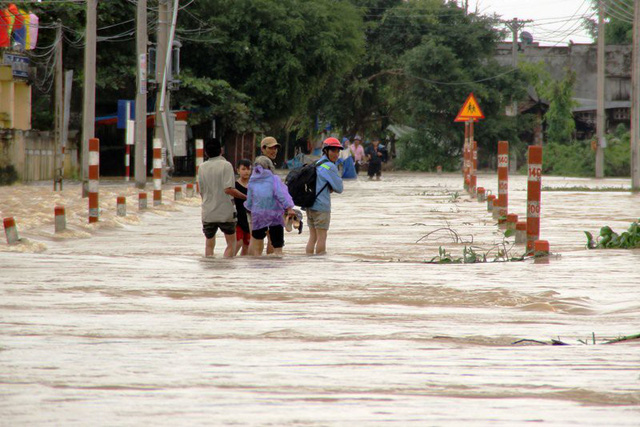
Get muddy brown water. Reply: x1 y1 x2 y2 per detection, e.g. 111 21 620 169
1 172 639 425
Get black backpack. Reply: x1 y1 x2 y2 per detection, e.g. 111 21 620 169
285 159 330 208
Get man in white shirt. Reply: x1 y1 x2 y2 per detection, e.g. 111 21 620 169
198 139 246 257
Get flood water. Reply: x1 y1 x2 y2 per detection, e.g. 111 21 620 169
1 172 639 425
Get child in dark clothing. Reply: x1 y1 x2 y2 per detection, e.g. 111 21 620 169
234 159 252 255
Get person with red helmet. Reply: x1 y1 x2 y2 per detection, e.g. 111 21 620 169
305 137 344 255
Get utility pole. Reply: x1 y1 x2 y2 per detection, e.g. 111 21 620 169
54 21 63 191
633 0 640 188
135 0 148 188
503 18 531 168
154 0 171 181
158 0 179 173
503 18 532 70
595 0 606 179
81 0 97 196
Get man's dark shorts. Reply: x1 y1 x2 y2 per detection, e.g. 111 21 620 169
252 225 284 248
368 161 382 178
202 221 236 239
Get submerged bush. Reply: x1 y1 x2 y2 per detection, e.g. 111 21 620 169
604 131 631 177
542 141 594 177
541 131 630 178
0 165 18 186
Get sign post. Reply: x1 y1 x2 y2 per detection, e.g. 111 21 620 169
455 93 484 194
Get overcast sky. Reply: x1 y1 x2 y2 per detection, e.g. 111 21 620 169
469 0 597 46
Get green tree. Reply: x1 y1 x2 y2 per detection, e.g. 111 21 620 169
29 0 141 124
585 1 632 44
179 0 364 134
390 1 528 170
544 70 577 144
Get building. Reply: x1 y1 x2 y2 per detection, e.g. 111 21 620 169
495 41 632 139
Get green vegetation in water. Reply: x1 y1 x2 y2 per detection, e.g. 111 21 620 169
585 219 640 249
513 332 640 346
427 245 527 264
421 228 528 264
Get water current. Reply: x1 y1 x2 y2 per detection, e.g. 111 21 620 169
1 172 639 425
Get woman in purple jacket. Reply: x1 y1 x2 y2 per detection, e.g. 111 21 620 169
244 156 295 256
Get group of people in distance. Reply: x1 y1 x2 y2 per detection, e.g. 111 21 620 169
198 136 344 258
342 134 387 180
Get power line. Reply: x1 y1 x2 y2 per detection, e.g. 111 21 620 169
405 67 518 86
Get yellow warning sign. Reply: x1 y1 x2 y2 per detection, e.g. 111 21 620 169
454 93 485 122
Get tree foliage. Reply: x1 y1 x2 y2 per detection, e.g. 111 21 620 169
179 0 364 132
544 70 577 144
585 1 632 45
388 1 528 170
27 0 536 169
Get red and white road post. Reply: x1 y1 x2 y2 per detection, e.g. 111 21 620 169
88 138 100 223
527 146 543 252
487 194 496 213
124 101 134 181
153 138 162 206
477 187 486 202
470 140 477 196
117 196 126 217
54 206 66 233
497 141 509 226
174 186 183 201
139 192 147 210
3 217 19 244
195 138 204 194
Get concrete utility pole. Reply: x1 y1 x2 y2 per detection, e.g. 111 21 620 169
54 21 63 191
503 18 532 68
154 0 168 156
158 0 178 173
154 0 176 181
81 0 98 195
595 0 606 179
503 18 531 169
135 0 148 188
633 0 640 188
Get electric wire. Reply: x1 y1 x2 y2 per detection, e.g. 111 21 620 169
404 67 518 87
606 0 634 23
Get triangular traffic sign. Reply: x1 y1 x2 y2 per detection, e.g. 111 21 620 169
454 93 485 122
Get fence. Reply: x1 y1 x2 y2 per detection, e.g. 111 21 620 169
0 129 78 182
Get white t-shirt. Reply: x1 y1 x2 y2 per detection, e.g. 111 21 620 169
198 156 236 223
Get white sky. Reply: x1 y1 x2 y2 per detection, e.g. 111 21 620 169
470 0 598 46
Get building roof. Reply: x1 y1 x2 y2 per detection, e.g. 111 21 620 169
572 98 630 113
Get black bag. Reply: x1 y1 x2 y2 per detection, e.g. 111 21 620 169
285 159 330 208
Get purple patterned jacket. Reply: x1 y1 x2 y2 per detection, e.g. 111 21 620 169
244 165 294 230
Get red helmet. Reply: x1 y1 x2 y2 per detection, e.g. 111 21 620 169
322 137 343 150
